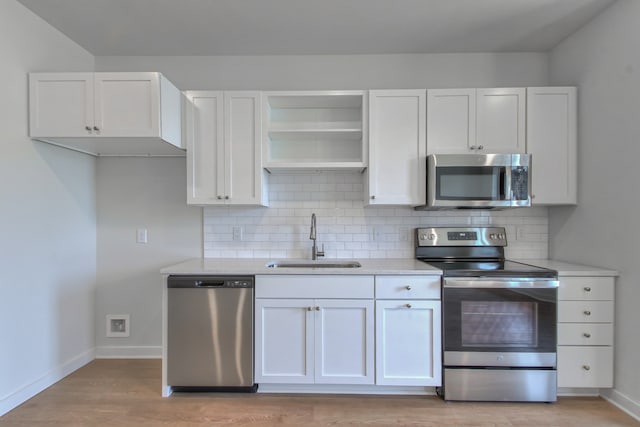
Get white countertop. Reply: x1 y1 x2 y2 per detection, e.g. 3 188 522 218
161 258 617 277
161 258 442 276
513 259 618 277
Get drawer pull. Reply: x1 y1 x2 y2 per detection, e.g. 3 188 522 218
307 307 312 311
405 304 412 308
584 287 592 292
582 365 591 371
583 310 592 316
583 332 591 338
406 285 412 290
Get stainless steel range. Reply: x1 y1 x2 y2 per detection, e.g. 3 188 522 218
416 227 559 402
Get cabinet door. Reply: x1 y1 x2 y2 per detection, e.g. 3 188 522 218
255 299 314 384
224 92 265 205
29 73 94 137
426 89 476 154
94 72 160 137
185 91 225 205
315 299 374 384
527 87 577 205
368 90 426 205
375 300 442 386
476 88 526 153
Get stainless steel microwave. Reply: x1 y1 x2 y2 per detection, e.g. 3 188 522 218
416 153 531 210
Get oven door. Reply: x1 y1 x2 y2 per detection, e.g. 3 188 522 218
442 278 557 368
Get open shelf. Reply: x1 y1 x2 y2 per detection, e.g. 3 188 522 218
263 91 367 170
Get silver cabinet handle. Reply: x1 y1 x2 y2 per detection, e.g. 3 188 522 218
217 196 223 200
315 306 320 311
406 285 412 290
584 287 592 292
583 332 591 338
477 145 484 150
371 195 376 200
225 196 229 200
582 365 591 371
307 307 312 311
85 126 92 132
469 145 477 150
93 126 100 131
405 304 412 308
583 310 592 316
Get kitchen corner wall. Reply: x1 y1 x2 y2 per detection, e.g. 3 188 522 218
204 172 548 260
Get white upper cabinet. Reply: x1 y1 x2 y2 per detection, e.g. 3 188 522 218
427 88 525 154
185 91 267 206
367 90 426 206
527 87 578 205
426 88 475 154
476 88 526 153
29 72 183 156
262 91 367 171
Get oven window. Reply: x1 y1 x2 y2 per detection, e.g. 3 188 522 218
443 287 556 353
436 166 505 201
461 301 537 347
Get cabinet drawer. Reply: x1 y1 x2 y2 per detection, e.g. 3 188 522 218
256 275 374 299
559 277 614 301
558 346 613 388
558 323 613 346
375 275 441 300
558 301 613 323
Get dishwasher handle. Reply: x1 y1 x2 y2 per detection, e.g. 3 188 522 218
167 275 254 289
195 280 225 287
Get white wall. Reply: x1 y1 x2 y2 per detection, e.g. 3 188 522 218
95 53 549 90
95 158 201 357
0 0 95 416
549 0 640 417
93 53 550 357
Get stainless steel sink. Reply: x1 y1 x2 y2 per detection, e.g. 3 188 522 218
265 260 362 269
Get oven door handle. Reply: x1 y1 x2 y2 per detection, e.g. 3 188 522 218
443 278 559 288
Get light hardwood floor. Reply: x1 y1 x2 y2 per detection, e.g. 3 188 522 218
1 359 637 426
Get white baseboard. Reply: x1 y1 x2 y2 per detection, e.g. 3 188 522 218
601 388 640 422
95 346 162 359
0 348 95 417
257 384 435 395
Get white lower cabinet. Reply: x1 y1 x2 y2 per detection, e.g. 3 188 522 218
255 275 374 385
557 276 615 388
255 298 314 383
375 275 442 386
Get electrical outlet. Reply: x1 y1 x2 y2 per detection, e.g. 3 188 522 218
233 226 243 241
399 227 409 241
136 228 148 244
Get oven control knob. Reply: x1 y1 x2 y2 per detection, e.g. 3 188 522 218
490 233 496 240
498 233 505 240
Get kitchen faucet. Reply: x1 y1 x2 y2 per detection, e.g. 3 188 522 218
309 213 325 260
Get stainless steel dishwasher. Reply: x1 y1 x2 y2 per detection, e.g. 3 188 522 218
167 275 256 392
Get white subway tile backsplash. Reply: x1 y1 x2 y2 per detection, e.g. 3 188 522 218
203 172 548 260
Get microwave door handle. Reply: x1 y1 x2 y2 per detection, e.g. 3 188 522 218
503 167 512 201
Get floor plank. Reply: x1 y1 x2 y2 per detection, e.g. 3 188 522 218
1 360 637 426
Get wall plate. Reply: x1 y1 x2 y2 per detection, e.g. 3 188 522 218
106 314 130 337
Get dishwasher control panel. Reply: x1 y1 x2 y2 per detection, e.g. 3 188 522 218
167 276 254 288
